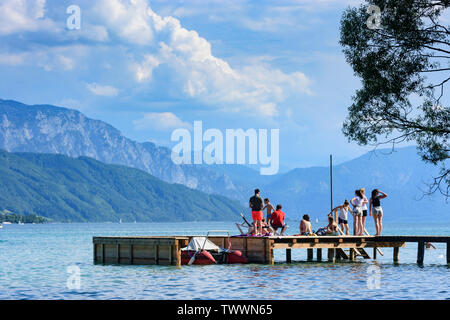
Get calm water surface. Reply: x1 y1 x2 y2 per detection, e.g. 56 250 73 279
0 222 449 300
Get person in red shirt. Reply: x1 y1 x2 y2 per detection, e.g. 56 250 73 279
270 204 287 236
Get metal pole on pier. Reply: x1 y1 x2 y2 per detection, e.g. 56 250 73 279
330 154 333 211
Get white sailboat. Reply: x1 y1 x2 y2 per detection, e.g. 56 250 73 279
119 218 122 224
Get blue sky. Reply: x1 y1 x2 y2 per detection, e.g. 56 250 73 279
0 0 388 169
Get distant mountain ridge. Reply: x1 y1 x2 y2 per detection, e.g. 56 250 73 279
1 99 449 223
262 147 450 222
0 99 244 198
0 150 244 222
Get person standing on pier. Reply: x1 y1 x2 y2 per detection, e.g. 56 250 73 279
360 188 369 235
329 200 352 235
249 189 264 236
263 198 275 226
369 189 387 236
351 190 364 236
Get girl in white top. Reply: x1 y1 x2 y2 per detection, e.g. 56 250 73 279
360 188 369 235
329 200 353 235
351 190 365 236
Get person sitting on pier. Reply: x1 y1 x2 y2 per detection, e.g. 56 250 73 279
426 242 436 250
329 200 352 235
270 204 287 236
261 219 274 236
326 216 339 236
299 214 313 235
249 189 264 236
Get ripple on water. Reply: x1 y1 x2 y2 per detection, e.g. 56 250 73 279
1 222 449 299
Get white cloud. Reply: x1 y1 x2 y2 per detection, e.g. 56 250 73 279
0 0 55 35
133 54 160 82
0 0 313 117
0 45 87 71
86 83 119 97
95 0 154 45
0 53 27 65
122 4 312 116
133 112 192 131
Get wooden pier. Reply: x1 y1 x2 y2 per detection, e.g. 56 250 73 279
93 235 450 266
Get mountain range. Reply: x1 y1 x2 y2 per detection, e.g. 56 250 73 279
0 99 243 199
0 150 244 222
0 99 448 222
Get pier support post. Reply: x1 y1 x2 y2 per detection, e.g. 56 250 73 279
393 247 399 263
265 239 274 265
327 249 335 262
307 249 313 261
317 249 322 262
349 248 356 261
447 242 450 264
175 241 181 267
286 249 292 263
155 245 159 265
129 244 133 265
373 247 377 259
417 241 425 265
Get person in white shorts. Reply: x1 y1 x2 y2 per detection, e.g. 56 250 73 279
369 189 388 236
351 190 364 235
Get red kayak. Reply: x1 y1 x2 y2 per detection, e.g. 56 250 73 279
226 250 248 264
181 250 216 265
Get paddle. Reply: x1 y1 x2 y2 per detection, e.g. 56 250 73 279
188 237 209 265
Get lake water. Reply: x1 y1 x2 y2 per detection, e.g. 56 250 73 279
0 221 449 300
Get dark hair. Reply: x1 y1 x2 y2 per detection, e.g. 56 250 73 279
355 190 362 198
371 189 379 198
328 216 334 223
276 204 282 210
254 189 260 195
264 198 269 202
344 199 349 206
303 214 310 221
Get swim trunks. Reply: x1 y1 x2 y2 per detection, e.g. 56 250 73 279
252 211 263 221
